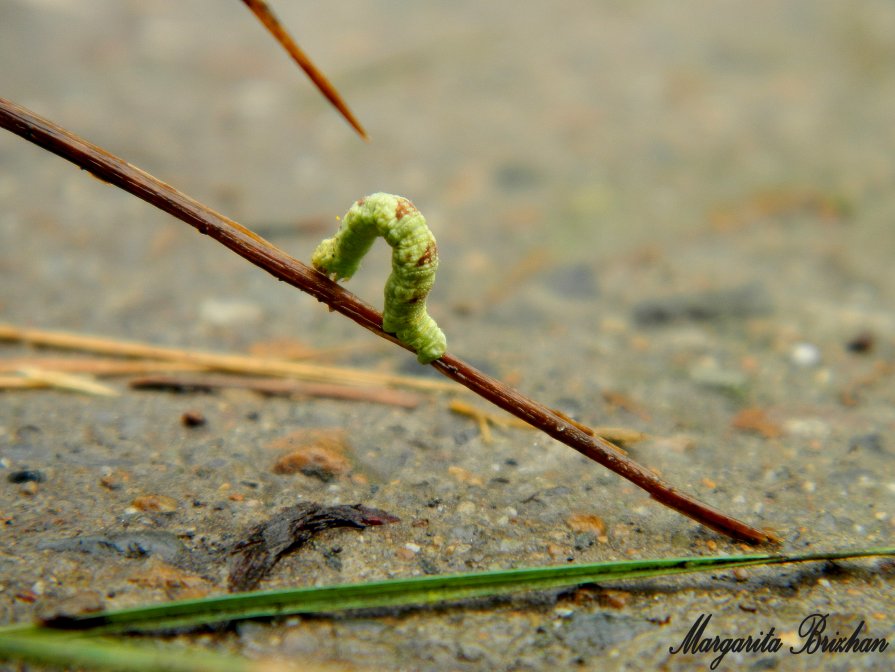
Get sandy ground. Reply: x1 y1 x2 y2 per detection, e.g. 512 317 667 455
1 1 894 670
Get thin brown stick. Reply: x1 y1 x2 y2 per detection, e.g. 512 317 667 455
241 0 367 140
129 373 421 408
0 97 775 544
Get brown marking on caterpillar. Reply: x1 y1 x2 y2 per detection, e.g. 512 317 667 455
394 198 418 221
356 197 366 207
416 242 436 267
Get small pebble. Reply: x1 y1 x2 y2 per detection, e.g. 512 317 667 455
600 590 631 608
181 410 206 428
131 494 178 513
395 547 416 561
566 513 606 535
790 342 821 367
268 430 351 481
456 500 477 515
7 469 45 484
99 469 130 490
272 446 350 481
845 331 875 354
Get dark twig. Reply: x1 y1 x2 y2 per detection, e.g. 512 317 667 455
0 97 775 544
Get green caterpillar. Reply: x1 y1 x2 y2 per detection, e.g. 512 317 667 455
311 193 447 364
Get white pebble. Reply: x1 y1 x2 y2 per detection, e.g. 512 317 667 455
791 342 821 367
456 501 476 514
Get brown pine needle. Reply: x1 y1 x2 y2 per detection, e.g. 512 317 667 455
0 97 776 544
241 0 367 140
130 373 420 408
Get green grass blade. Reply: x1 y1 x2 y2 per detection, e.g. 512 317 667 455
1 547 891 671
0 629 255 672
31 546 895 634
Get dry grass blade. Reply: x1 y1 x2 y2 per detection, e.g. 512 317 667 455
0 376 45 390
0 323 456 393
14 368 118 396
0 356 204 375
448 399 495 443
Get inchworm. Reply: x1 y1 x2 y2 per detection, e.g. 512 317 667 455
311 193 447 364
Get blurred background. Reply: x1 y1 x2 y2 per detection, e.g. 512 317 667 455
4 1 893 360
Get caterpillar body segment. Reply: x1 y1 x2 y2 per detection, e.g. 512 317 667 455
312 193 447 364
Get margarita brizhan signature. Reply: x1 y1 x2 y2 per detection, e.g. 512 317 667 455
669 612 890 669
